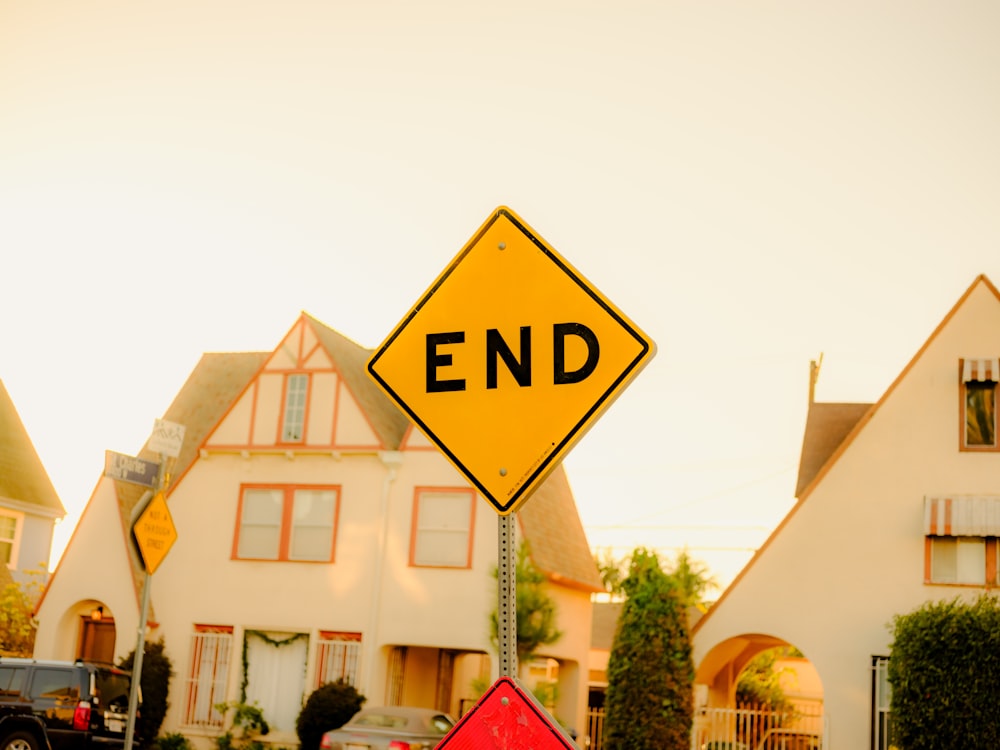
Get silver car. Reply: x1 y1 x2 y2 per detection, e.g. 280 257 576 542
319 706 456 750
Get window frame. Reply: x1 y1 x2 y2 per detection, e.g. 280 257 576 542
924 535 998 585
409 487 476 569
279 372 310 444
233 484 340 563
0 509 22 569
959 359 999 452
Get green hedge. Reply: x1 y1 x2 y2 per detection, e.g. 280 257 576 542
889 595 1000 749
604 549 693 750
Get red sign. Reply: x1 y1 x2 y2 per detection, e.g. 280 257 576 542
438 677 577 749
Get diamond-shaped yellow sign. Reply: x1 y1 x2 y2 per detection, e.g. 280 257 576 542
367 206 655 514
132 491 177 574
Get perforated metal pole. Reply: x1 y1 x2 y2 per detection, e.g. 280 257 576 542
498 514 518 678
124 455 166 750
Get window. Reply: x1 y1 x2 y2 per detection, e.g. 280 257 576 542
314 632 361 689
183 626 232 728
0 666 26 698
281 373 309 443
924 496 1000 584
871 656 893 750
235 485 338 562
960 358 998 450
411 489 474 568
0 511 20 568
29 668 80 700
928 537 989 584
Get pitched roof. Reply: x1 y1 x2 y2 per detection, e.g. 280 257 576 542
0 379 64 517
304 314 410 450
794 402 872 497
518 465 605 593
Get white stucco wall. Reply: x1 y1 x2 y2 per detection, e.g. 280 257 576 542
693 279 1000 750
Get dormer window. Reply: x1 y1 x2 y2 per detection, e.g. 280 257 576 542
282 374 309 443
961 359 998 450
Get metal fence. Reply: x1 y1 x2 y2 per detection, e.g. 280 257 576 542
692 704 825 750
585 703 825 750
585 707 605 749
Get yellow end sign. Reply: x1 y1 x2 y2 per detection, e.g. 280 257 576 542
132 492 178 575
368 207 656 515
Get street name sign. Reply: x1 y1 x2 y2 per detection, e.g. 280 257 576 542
367 206 655 514
132 492 177 575
104 450 160 488
437 676 577 749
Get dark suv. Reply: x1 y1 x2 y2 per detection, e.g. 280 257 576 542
0 659 133 750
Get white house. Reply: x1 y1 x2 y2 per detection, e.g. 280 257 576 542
691 274 1000 750
33 313 603 745
0 379 64 585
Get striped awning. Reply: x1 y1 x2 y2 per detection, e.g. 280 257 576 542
962 358 1000 382
924 496 1000 536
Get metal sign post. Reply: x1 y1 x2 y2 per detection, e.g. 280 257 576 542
498 515 517 678
124 457 165 750
124 418 185 750
123 564 152 750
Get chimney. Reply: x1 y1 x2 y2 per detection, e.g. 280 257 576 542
809 354 823 404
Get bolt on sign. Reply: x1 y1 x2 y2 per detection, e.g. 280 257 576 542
436 676 577 749
368 206 655 514
132 492 178 575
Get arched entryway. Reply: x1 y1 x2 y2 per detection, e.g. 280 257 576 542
693 634 825 749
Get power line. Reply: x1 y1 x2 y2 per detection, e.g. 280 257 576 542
586 523 769 532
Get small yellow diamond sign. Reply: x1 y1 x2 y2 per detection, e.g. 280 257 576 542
132 492 177 574
368 207 656 514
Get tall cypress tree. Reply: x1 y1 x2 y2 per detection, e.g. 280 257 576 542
604 548 694 750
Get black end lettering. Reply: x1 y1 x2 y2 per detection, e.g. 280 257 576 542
486 327 532 389
553 323 599 384
426 332 466 392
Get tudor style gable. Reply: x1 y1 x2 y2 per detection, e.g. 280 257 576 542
205 315 390 452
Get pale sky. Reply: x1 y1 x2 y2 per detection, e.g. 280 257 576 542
3 1 1000 595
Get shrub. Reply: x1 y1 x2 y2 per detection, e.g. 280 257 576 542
889 595 1000 749
213 700 270 750
604 548 693 750
296 681 366 750
118 639 174 750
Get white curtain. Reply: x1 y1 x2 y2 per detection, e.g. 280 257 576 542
244 632 308 733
